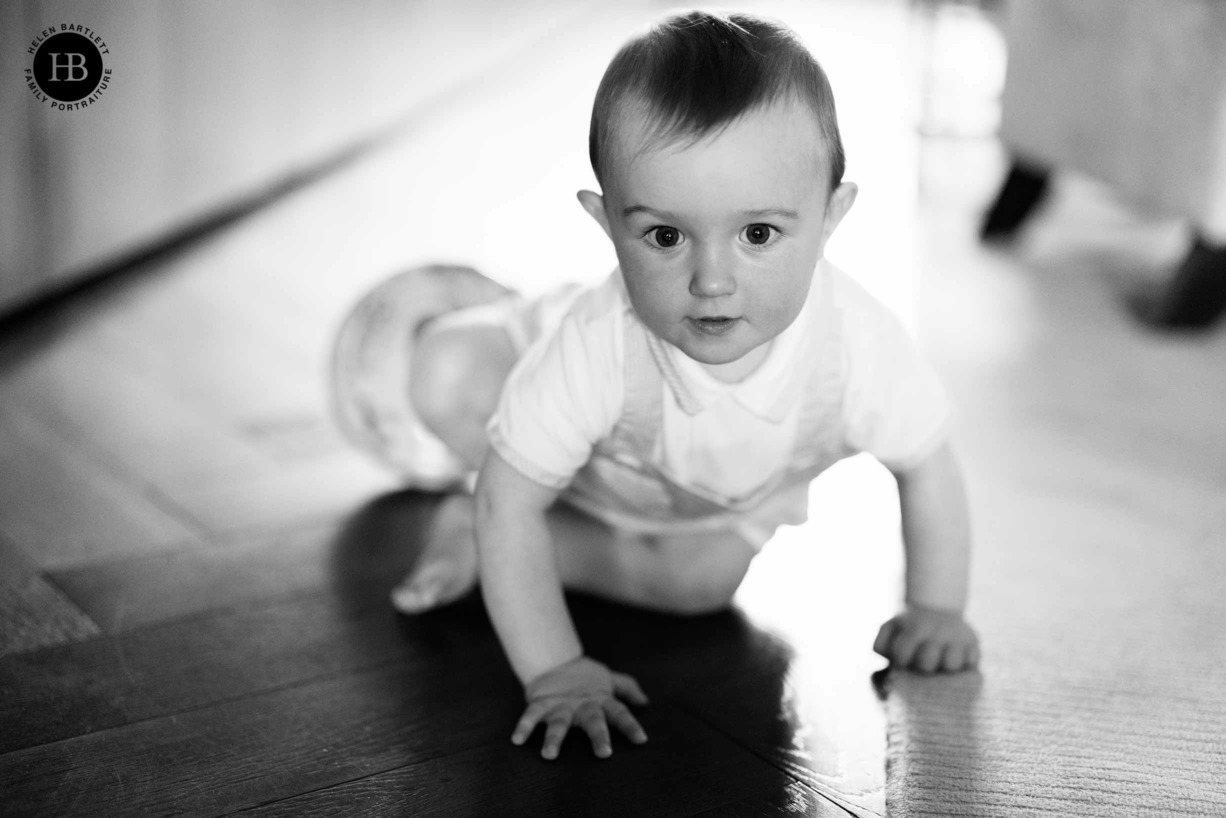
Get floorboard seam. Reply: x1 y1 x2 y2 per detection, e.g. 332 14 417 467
214 757 455 817
0 650 414 760
42 563 359 636
0 604 421 756
663 693 865 818
2 405 214 547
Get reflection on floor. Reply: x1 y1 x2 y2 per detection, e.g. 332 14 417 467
1 1 1224 815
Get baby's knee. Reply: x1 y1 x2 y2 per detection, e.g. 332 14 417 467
410 324 516 435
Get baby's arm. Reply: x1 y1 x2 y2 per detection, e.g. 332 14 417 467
874 440 980 673
475 449 648 759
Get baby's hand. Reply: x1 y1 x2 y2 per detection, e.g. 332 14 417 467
512 655 649 760
874 605 980 673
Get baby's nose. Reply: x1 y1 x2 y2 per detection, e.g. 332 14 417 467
689 253 736 298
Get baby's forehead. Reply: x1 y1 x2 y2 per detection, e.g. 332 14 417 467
605 99 830 189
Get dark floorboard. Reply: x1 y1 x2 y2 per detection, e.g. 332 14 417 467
0 592 402 754
691 788 844 818
2 581 859 817
236 713 839 818
1 659 515 817
1 489 866 815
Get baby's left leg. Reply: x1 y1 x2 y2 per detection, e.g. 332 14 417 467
330 265 514 487
410 320 519 469
393 493 758 615
389 321 519 613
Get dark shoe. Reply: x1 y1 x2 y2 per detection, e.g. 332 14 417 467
980 159 1052 241
1138 235 1226 330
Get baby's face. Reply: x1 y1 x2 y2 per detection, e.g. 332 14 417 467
590 99 853 381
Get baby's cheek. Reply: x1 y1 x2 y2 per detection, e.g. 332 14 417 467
621 275 673 325
757 294 805 331
637 292 681 332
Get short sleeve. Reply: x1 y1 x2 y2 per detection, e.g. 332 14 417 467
839 285 953 471
486 308 624 488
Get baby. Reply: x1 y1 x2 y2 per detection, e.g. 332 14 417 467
331 10 979 761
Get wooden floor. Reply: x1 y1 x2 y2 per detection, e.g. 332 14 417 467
3 1 1225 815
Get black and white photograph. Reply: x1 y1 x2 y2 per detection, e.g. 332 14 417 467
1 1 1224 815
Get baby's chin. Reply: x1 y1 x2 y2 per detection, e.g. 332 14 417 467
677 337 772 382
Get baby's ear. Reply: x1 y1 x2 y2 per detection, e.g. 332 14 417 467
820 182 858 248
577 189 614 241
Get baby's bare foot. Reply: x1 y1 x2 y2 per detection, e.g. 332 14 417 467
390 494 478 613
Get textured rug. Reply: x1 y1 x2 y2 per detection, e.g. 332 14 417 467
0 535 99 659
883 163 1226 814
881 444 1226 816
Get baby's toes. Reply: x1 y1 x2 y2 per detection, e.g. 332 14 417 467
940 643 970 673
914 641 944 674
390 571 441 613
390 562 474 613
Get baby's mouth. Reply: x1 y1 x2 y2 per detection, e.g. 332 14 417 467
689 316 739 335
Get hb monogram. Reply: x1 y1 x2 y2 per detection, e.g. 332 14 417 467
47 52 89 81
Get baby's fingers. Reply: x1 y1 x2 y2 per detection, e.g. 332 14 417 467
511 701 551 746
541 711 574 760
612 672 649 706
944 637 981 672
939 642 965 673
604 699 648 745
873 618 900 658
575 702 613 758
887 627 923 668
913 640 944 674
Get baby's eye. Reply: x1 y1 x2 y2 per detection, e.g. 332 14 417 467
742 224 777 246
645 226 684 250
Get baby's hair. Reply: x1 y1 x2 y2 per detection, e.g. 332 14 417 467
589 10 845 192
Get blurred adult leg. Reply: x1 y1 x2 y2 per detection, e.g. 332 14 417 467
1141 234 1226 329
979 157 1052 241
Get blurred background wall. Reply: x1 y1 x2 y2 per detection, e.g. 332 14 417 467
0 0 587 317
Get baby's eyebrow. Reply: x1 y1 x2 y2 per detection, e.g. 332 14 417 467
622 204 670 219
621 205 799 220
740 208 799 220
